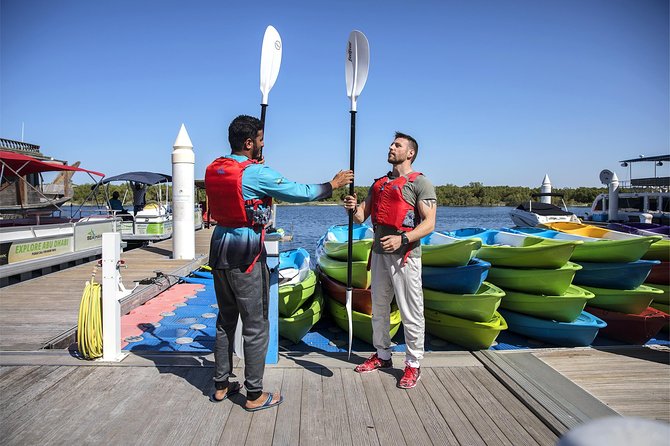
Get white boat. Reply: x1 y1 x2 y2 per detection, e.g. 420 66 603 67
510 193 580 227
94 171 203 243
0 139 122 285
585 155 669 225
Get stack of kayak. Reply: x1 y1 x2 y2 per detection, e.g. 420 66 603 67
448 228 606 346
316 224 398 345
277 248 323 344
420 231 507 349
514 223 669 344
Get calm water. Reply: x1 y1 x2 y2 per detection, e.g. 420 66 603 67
275 205 589 259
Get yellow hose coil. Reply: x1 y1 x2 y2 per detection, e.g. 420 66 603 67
77 278 103 359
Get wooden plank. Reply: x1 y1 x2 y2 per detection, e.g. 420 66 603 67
473 351 572 436
404 373 459 446
434 367 513 445
340 370 380 446
499 352 619 421
471 355 563 444
322 368 353 446
359 372 407 446
377 371 432 445
420 367 486 446
299 368 326 446
246 368 284 446
272 368 303 446
2 366 103 445
1 366 78 415
0 365 41 391
458 367 542 446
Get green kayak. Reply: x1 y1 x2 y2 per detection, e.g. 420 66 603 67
318 254 371 289
424 309 507 350
422 282 504 322
643 238 670 262
327 296 401 346
278 288 323 344
319 224 374 261
573 238 663 263
581 284 664 314
421 232 481 267
646 283 669 305
499 284 595 322
486 262 582 296
278 269 317 317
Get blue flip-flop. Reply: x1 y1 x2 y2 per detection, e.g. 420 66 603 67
210 382 241 403
243 393 284 412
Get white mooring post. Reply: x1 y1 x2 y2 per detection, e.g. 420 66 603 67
101 232 128 362
540 174 552 204
172 123 195 260
608 172 620 222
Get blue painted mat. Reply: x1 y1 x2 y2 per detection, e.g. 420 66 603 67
124 277 670 352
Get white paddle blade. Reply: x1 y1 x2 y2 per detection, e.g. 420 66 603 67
346 288 353 358
260 25 282 105
345 30 370 112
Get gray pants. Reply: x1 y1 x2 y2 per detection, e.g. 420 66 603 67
370 252 425 367
212 255 269 396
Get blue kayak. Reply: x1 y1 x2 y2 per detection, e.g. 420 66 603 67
499 309 607 347
279 248 311 286
422 258 491 294
573 259 660 290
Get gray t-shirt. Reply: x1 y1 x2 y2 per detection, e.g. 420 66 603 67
370 172 437 258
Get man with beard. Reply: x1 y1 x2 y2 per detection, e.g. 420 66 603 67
343 132 436 389
205 115 353 409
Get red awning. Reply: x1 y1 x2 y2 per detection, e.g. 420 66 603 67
0 150 104 177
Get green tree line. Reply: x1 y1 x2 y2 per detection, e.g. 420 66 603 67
71 182 604 206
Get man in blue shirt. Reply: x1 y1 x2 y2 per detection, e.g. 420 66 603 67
205 115 352 410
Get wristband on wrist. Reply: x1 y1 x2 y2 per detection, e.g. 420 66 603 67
400 233 409 246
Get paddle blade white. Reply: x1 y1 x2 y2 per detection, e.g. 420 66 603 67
345 30 370 112
260 25 282 105
346 288 353 358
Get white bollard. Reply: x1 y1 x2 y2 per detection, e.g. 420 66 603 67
608 172 620 222
540 174 552 204
101 232 128 362
172 123 195 260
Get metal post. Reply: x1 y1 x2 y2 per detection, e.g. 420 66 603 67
101 232 127 362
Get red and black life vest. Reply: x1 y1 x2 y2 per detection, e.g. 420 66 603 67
204 156 272 272
204 157 272 228
370 172 422 231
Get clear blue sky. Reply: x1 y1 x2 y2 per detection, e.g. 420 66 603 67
1 0 668 188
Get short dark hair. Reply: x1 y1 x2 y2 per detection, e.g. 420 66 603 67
112 191 119 199
228 115 262 152
395 131 418 162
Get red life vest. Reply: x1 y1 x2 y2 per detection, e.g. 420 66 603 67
370 172 423 231
204 156 272 273
204 157 272 228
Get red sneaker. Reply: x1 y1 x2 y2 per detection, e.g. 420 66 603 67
354 353 393 373
398 365 421 389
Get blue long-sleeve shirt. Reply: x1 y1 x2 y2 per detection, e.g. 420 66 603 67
208 154 332 269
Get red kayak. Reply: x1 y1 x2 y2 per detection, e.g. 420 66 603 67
586 306 669 344
646 261 669 285
319 271 373 315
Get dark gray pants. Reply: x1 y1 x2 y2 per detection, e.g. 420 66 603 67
212 254 269 397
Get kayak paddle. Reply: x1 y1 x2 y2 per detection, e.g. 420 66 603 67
344 30 370 358
259 25 283 159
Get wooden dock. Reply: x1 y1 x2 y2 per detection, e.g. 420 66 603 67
0 226 669 444
0 228 213 351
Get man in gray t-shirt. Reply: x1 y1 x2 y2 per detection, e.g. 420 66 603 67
344 131 436 389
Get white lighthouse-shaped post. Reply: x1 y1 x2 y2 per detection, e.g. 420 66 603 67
172 124 195 260
540 174 552 204
608 171 620 222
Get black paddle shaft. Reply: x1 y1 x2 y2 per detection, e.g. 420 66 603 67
259 103 268 160
347 110 356 290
